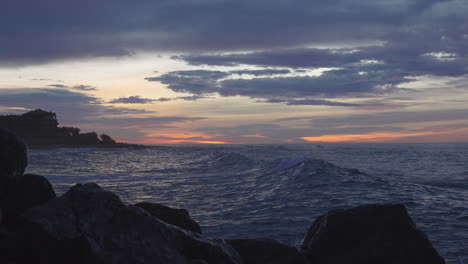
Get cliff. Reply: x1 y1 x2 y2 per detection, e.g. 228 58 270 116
0 109 138 148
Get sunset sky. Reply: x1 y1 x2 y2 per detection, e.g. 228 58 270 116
1 0 468 144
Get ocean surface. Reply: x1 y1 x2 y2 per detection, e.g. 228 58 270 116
27 144 468 263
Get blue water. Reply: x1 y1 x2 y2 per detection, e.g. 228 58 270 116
27 144 468 263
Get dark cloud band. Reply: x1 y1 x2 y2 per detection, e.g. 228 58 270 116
1 0 466 66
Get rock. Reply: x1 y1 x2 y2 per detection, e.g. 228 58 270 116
0 110 59 146
1 110 138 148
0 128 28 198
135 202 202 234
301 204 445 264
1 174 56 229
100 134 116 145
70 132 103 146
0 225 25 263
21 183 242 264
226 238 308 264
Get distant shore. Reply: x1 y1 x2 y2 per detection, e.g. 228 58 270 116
27 142 146 149
0 109 141 149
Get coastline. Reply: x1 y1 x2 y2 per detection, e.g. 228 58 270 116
27 142 146 149
1 128 448 264
0 109 143 149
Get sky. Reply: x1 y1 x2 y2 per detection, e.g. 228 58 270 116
1 0 468 144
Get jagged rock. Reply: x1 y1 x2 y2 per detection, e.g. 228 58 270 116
135 202 202 234
21 183 242 264
301 204 445 264
0 128 28 201
1 174 56 229
226 238 308 264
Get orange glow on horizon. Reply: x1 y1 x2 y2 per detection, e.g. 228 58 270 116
170 140 228 144
142 139 230 144
112 127 468 145
301 131 445 143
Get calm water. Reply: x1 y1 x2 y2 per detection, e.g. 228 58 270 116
27 144 468 263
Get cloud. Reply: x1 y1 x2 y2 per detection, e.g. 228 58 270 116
73 116 205 128
152 96 209 102
261 98 362 107
146 69 408 99
230 69 291 76
154 32 468 101
108 95 210 104
48 84 97 91
145 70 229 94
155 97 172 102
109 96 155 104
72 85 96 91
305 109 468 127
31 78 53 81
102 107 155 115
286 99 361 106
177 44 468 78
173 48 363 68
48 84 68 88
0 88 99 106
1 0 466 66
269 108 468 140
175 95 209 101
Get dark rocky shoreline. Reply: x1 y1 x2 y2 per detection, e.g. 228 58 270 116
0 128 446 264
0 109 143 149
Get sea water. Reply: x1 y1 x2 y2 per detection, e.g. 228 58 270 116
27 144 468 263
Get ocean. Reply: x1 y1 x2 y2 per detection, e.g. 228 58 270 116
27 144 468 263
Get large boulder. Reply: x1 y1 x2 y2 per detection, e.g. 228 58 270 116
226 238 308 264
301 204 445 264
21 183 242 264
0 128 28 198
135 202 202 234
1 174 56 229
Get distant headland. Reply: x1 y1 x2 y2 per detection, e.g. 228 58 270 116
0 109 141 148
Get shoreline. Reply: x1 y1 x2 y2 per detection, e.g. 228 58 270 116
28 142 146 149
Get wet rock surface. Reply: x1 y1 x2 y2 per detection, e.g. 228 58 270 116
135 202 202 234
1 173 56 229
0 179 447 264
21 183 241 264
301 204 446 264
226 238 308 264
